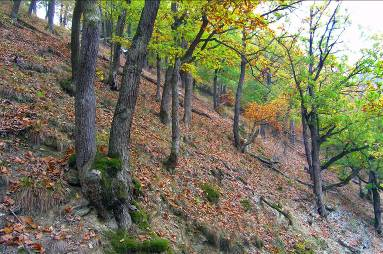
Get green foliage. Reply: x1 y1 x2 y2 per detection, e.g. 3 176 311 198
130 208 150 231
132 177 143 197
106 230 169 254
240 198 252 212
201 183 220 203
68 154 76 169
293 241 315 254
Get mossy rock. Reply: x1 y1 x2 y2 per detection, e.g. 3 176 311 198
201 183 220 203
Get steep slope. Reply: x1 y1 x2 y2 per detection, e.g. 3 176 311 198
0 4 381 254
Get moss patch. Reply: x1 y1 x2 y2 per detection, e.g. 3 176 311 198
107 230 169 253
240 198 252 212
132 177 143 197
201 183 220 203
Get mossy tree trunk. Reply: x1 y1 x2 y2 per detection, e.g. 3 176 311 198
108 0 160 228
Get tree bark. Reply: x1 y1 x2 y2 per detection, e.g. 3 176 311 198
71 0 83 82
155 54 161 101
47 0 55 33
107 9 127 90
369 170 382 234
289 119 296 144
233 32 246 150
28 0 37 16
167 58 181 168
182 71 193 128
11 0 22 21
159 66 173 124
301 107 312 178
213 69 219 110
75 0 99 199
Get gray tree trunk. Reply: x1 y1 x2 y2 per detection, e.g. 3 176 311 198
233 52 246 149
159 66 173 124
71 0 83 82
167 59 181 167
28 0 37 16
213 69 219 110
369 170 382 234
47 0 55 32
75 0 99 202
107 9 127 90
289 119 296 144
155 54 161 101
11 0 22 21
182 71 193 128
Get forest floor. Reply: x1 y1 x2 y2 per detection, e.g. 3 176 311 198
0 4 382 254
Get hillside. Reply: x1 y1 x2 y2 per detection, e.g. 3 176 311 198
0 4 382 254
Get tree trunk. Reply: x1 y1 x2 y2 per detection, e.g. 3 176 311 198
289 119 296 144
308 114 327 217
28 0 37 16
47 0 55 33
59 2 63 26
107 9 127 90
167 59 181 168
63 3 68 26
71 0 83 82
108 0 159 229
369 170 382 234
301 108 312 178
182 71 193 128
11 0 22 21
155 54 161 101
159 66 173 124
213 69 219 110
233 53 246 149
75 0 99 205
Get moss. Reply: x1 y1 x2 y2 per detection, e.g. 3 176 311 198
130 208 150 230
68 154 76 169
240 198 252 212
201 183 220 203
141 239 169 253
132 177 143 197
93 153 122 178
107 230 169 253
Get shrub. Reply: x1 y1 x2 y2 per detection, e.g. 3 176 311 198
59 78 75 96
201 183 220 203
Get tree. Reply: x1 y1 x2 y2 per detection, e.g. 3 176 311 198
71 0 83 82
47 0 55 33
28 0 38 16
74 0 99 223
155 54 161 101
108 1 159 228
11 0 22 21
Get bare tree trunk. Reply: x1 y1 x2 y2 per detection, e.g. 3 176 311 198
182 71 193 128
308 113 327 217
63 3 68 26
167 59 181 168
369 170 382 233
71 0 83 82
107 9 127 90
233 48 246 149
301 108 312 178
11 0 22 21
47 0 55 32
289 119 296 144
213 69 219 110
75 0 99 204
28 0 37 16
159 67 173 124
155 54 161 101
59 2 63 26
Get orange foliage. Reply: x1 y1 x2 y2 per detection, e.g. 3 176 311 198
243 97 288 131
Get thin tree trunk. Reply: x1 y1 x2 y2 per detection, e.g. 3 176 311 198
301 108 312 177
289 119 296 144
155 54 161 101
107 9 127 90
213 69 219 110
71 0 83 82
47 0 55 33
233 34 246 149
11 0 22 21
159 67 173 124
182 71 193 128
309 114 327 217
369 170 382 233
167 58 181 167
28 0 37 16
75 0 99 198
59 2 63 26
63 3 68 26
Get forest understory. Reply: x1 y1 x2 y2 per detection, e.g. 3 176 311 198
0 2 382 254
